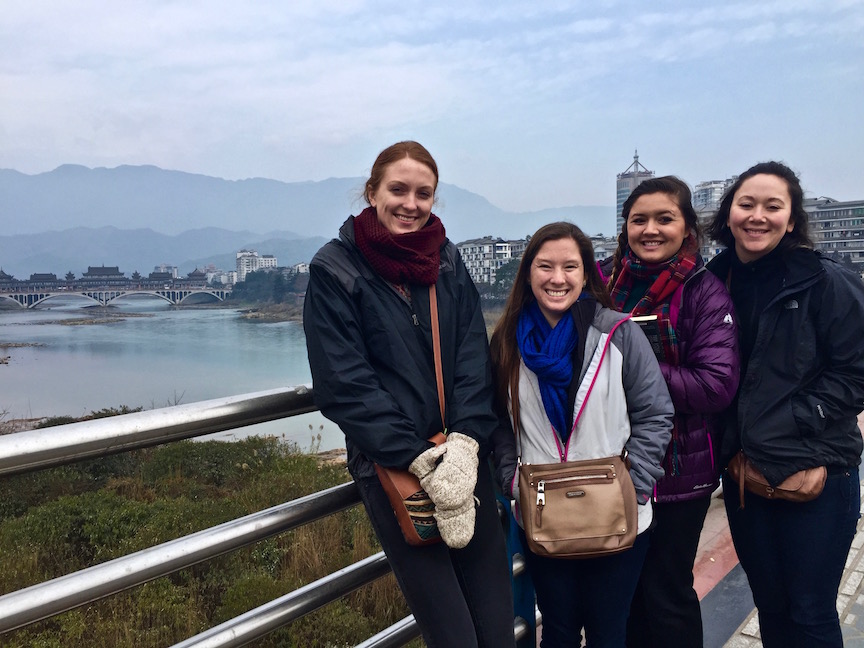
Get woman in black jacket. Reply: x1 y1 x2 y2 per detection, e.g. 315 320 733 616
707 161 864 648
303 141 515 648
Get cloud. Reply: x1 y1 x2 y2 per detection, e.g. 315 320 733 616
1 0 862 209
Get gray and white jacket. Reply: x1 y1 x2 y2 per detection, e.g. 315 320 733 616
493 300 674 534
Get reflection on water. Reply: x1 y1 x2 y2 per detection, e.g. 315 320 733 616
0 297 341 451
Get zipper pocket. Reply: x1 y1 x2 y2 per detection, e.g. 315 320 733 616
531 466 616 489
531 469 616 528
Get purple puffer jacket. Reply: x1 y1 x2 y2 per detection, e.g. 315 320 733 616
655 262 740 502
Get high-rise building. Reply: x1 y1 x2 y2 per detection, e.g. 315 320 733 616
693 179 735 211
616 151 654 231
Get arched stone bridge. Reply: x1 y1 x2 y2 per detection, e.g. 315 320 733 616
0 288 231 308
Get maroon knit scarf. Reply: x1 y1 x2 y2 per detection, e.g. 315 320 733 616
353 206 446 286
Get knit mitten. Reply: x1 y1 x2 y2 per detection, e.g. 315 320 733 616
419 432 479 509
408 444 447 482
435 496 477 549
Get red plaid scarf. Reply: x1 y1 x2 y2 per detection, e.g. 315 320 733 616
353 206 446 287
610 236 700 365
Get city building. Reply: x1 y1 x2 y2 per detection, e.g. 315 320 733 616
591 235 619 261
616 151 654 231
807 197 864 270
457 236 528 284
693 179 735 211
235 250 278 282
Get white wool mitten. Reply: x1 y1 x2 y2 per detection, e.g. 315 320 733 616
418 432 479 509
435 496 478 549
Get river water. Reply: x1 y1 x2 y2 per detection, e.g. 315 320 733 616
0 296 343 451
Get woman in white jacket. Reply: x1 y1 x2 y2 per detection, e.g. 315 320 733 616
490 222 673 648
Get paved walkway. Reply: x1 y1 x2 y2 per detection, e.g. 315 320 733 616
715 472 864 648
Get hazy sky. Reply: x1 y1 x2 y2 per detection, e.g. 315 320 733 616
2 1 862 212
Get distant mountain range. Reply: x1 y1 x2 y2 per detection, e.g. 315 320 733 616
0 165 614 277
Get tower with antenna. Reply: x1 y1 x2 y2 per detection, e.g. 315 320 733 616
616 150 654 231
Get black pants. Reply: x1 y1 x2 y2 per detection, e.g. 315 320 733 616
357 465 516 648
723 469 860 648
626 496 711 648
523 528 650 648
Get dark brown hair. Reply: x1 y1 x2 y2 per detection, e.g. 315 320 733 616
489 222 611 421
707 161 813 252
363 141 439 204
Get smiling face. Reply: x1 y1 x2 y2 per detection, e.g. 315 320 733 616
626 192 689 264
368 157 436 235
529 237 585 327
727 174 794 263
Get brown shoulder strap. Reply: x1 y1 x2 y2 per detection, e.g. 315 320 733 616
429 285 446 429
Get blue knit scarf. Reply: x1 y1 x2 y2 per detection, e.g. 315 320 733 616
517 301 579 441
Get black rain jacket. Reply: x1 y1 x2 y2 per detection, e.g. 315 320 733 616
707 247 864 485
303 216 498 479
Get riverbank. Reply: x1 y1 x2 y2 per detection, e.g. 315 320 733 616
236 302 303 322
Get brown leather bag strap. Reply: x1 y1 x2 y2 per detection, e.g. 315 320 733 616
429 285 446 430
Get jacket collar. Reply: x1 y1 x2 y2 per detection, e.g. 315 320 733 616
707 247 824 296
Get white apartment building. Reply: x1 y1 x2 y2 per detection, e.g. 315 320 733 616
457 236 527 284
236 250 278 282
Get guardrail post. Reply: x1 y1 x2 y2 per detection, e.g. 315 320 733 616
500 495 536 648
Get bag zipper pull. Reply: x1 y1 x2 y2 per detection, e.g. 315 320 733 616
535 480 545 527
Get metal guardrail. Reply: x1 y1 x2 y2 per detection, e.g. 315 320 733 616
0 386 316 476
0 386 537 646
0 482 361 634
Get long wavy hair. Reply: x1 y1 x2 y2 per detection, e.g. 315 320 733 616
489 222 611 422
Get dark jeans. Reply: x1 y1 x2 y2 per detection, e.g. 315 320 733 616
626 496 711 648
522 528 651 648
723 468 860 648
357 465 516 648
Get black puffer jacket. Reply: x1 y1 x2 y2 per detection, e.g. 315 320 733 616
707 248 864 485
304 216 497 479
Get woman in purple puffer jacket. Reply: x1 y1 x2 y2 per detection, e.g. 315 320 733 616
604 176 740 648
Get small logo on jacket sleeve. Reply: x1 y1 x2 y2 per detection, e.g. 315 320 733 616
723 313 733 325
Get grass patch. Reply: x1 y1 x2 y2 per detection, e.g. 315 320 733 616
0 436 419 647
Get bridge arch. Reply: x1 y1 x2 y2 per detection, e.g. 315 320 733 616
0 295 25 308
104 291 174 306
176 290 224 305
